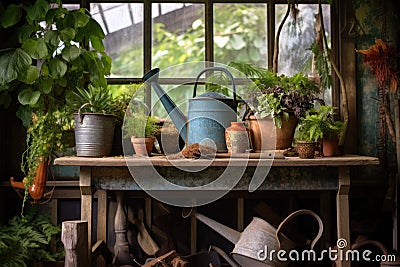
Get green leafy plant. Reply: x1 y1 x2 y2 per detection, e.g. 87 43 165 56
255 73 322 128
295 105 344 142
0 0 112 210
0 208 64 267
123 114 160 138
67 84 117 115
19 110 71 215
0 0 111 111
228 62 322 128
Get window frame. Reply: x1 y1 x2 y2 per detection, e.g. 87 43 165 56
66 0 337 107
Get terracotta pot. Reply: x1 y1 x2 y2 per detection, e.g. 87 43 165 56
131 137 156 156
246 116 275 152
225 122 250 153
322 136 341 157
276 114 298 150
296 141 316 159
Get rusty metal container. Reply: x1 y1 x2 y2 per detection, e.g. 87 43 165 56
74 113 116 157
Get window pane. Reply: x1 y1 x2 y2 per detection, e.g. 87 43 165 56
152 4 205 71
276 4 331 76
91 3 144 78
214 3 267 66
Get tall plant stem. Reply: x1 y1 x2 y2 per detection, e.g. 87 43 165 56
318 0 349 146
273 2 291 73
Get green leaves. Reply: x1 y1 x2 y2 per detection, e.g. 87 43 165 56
62 45 81 61
22 39 48 59
72 10 90 28
60 27 76 41
18 89 40 106
1 4 22 28
26 0 49 22
19 65 39 84
0 48 32 84
48 58 67 78
0 209 64 266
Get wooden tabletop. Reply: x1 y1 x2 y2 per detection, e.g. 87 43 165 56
54 154 379 168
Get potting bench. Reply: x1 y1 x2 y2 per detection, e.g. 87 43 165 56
54 154 379 267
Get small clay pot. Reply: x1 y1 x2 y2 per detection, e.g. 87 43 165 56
225 122 250 153
322 137 340 157
131 137 156 156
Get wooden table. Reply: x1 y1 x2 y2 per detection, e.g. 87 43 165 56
54 154 379 267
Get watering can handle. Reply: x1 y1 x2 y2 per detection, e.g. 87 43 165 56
193 67 237 103
275 209 324 250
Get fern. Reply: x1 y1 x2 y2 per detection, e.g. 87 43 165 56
310 42 332 90
0 208 64 267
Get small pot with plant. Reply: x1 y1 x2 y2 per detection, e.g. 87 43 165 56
123 114 160 156
294 110 324 159
294 105 344 158
67 85 117 157
318 105 344 157
254 73 323 150
123 100 160 156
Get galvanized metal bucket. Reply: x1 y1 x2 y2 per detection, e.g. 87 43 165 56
74 112 116 157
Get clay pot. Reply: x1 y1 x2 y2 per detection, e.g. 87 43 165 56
296 141 316 159
276 114 298 150
131 137 156 156
322 136 341 157
225 122 250 153
246 116 275 152
246 114 297 151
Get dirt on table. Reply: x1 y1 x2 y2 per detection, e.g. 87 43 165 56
168 143 216 159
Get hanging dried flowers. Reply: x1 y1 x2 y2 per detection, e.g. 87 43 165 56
356 39 399 93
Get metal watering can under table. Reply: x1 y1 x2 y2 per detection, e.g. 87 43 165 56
143 67 238 152
194 209 323 267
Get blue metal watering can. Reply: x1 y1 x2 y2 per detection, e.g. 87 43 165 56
143 67 238 152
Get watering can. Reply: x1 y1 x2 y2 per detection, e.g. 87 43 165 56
143 67 238 152
194 209 323 267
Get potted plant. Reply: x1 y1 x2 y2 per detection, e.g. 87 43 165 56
256 73 323 149
123 115 160 156
230 61 323 150
294 105 344 158
123 101 160 156
294 110 324 159
318 105 344 157
67 84 117 157
0 0 111 206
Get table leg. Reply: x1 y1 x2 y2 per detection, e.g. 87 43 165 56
97 189 108 243
336 166 351 267
113 191 133 266
80 167 93 266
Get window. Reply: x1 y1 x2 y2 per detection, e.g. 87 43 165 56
68 1 333 109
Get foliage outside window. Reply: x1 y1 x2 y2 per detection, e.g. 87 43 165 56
75 1 332 114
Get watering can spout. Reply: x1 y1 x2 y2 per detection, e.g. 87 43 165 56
195 212 241 245
142 68 188 142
